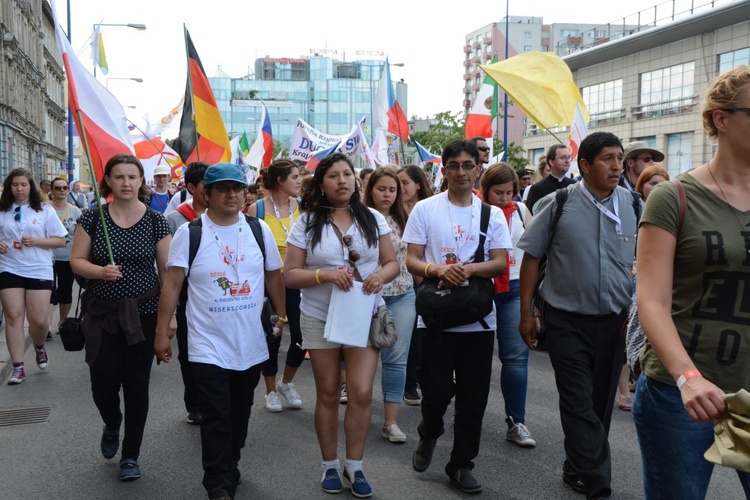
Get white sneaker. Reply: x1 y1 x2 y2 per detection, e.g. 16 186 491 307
277 380 303 408
506 417 536 447
264 391 282 412
381 423 407 443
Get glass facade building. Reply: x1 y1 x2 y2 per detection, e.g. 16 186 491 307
208 57 407 149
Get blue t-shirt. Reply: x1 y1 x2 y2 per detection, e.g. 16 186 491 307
149 192 171 213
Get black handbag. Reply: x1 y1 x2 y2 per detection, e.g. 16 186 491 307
59 287 85 351
415 202 494 331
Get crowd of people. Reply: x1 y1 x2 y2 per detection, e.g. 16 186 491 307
1 65 749 500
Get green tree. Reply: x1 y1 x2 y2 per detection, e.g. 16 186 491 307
410 110 529 171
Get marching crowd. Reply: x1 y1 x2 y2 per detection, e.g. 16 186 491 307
1 65 749 500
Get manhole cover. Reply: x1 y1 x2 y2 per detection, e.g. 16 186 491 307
0 405 53 427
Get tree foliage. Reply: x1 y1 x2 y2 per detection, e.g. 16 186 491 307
410 111 529 171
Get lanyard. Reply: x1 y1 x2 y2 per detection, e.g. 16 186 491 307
579 182 622 235
446 194 477 263
204 213 244 281
270 196 294 236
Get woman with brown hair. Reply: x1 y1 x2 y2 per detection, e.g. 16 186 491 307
0 169 66 384
397 165 432 214
70 153 171 481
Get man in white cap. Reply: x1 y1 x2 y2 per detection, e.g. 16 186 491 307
620 141 665 191
149 165 173 213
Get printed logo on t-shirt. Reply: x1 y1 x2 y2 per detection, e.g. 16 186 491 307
214 275 251 296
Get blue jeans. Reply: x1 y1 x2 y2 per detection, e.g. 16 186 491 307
381 290 416 403
494 280 530 424
633 375 750 499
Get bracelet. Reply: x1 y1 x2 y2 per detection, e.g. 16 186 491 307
315 268 322 285
676 369 702 389
278 317 288 323
424 263 433 278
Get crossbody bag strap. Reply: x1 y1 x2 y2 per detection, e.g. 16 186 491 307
330 223 364 282
472 202 491 264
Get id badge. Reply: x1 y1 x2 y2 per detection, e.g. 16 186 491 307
12 241 22 250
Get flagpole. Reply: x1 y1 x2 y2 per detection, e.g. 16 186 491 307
502 0 509 162
75 109 115 266
183 24 201 161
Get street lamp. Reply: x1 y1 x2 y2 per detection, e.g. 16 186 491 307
92 22 147 76
105 77 144 88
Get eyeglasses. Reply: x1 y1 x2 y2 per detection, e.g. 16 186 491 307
476 146 490 152
341 234 360 267
13 206 21 222
52 185 69 191
212 184 246 194
636 156 654 163
444 162 477 171
721 107 750 113
555 155 572 162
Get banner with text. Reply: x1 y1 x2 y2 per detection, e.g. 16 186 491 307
289 118 366 163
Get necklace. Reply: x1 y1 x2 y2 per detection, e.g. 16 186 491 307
707 161 750 256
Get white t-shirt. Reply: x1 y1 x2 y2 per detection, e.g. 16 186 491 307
167 213 282 371
286 208 391 322
0 203 67 280
402 192 512 332
164 190 192 216
508 202 528 281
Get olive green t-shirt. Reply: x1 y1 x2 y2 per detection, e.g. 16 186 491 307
639 173 750 393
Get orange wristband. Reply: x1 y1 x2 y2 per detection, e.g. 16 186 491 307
676 369 701 389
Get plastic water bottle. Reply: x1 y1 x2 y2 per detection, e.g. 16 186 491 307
270 314 280 335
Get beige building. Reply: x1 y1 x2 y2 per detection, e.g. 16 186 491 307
522 1 750 176
0 0 66 181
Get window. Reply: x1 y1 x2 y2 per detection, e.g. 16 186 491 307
560 29 579 37
666 133 692 177
582 79 623 124
595 30 607 38
718 48 750 75
524 46 532 52
635 136 657 149
524 31 532 38
639 62 695 109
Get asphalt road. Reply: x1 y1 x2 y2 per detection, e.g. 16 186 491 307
0 329 744 499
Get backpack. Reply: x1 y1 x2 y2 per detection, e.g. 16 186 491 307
181 214 275 342
533 187 642 312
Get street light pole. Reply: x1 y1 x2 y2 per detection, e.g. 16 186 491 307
66 0 74 183
92 23 147 77
105 77 144 89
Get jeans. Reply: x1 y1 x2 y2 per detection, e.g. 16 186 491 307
494 280 529 424
633 375 750 499
418 328 494 474
381 290 416 403
192 362 262 499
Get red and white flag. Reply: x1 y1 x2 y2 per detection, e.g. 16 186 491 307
51 0 133 182
567 103 589 161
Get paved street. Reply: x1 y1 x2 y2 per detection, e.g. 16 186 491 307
0 326 744 499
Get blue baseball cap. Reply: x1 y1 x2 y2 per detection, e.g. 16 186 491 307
203 162 247 187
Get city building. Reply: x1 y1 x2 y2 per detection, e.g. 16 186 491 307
209 56 408 149
464 17 641 148
522 0 750 175
0 0 66 181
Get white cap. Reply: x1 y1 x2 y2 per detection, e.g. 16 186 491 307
153 165 170 176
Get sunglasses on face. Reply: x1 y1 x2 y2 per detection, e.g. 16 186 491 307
341 234 361 266
14 206 21 222
637 156 654 163
477 146 490 152
52 185 69 191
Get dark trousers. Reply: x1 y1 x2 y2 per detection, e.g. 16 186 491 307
417 328 494 474
89 313 156 461
405 318 419 391
192 361 262 499
176 303 200 413
50 260 75 305
545 305 627 499
261 287 305 376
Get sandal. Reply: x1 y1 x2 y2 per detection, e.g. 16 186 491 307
618 396 633 411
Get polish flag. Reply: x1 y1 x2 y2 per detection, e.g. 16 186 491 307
373 58 409 142
51 0 133 182
246 102 273 168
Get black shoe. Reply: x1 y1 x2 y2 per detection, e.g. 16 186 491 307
404 387 421 406
448 469 482 494
186 411 203 425
119 459 141 481
100 426 120 459
46 331 53 341
412 437 436 472
562 461 586 495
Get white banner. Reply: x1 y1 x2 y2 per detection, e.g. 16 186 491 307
289 118 367 163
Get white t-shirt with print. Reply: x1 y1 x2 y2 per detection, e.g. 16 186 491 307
286 208 391 322
402 192 512 332
167 213 282 371
508 202 528 281
0 203 67 280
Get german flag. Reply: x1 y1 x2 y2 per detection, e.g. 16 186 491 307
173 27 231 165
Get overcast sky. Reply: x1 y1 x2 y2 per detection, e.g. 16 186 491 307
56 0 718 134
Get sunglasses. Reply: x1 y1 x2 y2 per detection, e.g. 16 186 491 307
476 146 490 152
341 234 360 267
52 185 69 191
14 206 21 222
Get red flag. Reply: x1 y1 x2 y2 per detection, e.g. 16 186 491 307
173 27 231 165
373 58 409 142
51 0 133 182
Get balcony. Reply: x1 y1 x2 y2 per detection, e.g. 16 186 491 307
588 108 626 127
483 37 492 45
464 45 472 54
463 73 471 80
472 41 481 49
631 95 698 120
483 52 493 61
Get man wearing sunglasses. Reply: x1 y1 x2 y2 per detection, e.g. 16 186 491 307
525 144 576 214
620 141 665 191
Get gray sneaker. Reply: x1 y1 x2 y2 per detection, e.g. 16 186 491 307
506 417 536 447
